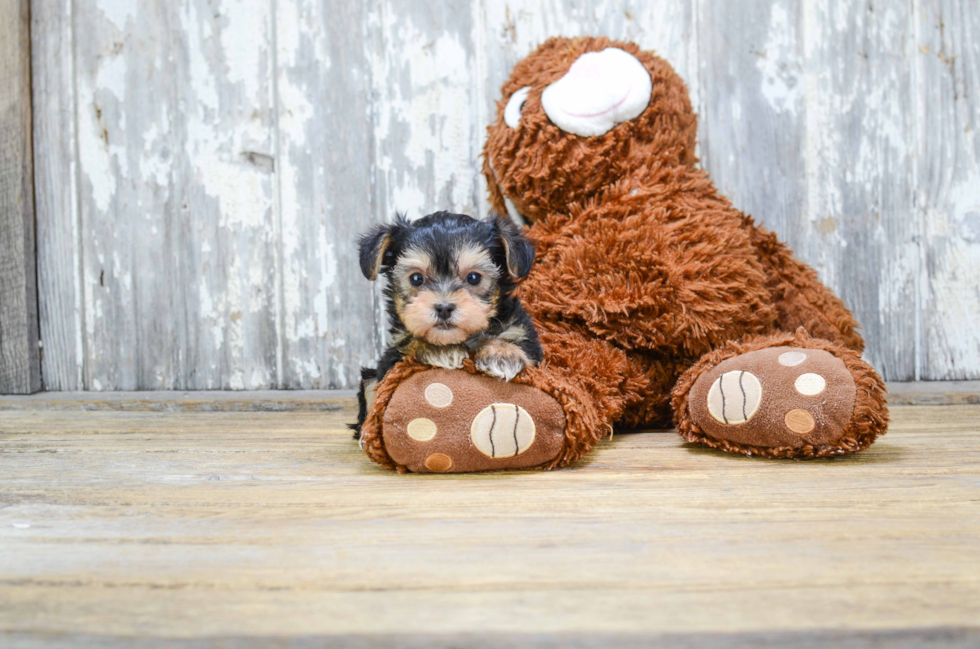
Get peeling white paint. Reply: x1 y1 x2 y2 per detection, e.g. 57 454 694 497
218 0 269 105
198 281 224 348
948 178 980 234
95 52 127 105
138 110 171 187
758 3 801 114
34 0 980 389
369 10 479 219
185 3 219 112
277 77 314 148
315 235 336 335
77 45 128 215
77 100 116 213
801 0 842 292
97 0 136 31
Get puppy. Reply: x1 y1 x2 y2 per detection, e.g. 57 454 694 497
351 211 543 438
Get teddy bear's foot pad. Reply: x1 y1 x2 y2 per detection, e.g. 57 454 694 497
382 369 566 472
688 347 857 452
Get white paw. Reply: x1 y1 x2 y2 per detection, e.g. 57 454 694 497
476 353 527 382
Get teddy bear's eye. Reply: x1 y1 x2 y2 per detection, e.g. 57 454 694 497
504 86 532 129
409 273 425 287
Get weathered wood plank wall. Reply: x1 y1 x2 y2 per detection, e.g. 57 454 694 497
29 0 980 390
0 0 41 394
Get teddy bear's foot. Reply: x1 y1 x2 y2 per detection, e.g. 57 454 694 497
380 368 566 472
674 335 888 458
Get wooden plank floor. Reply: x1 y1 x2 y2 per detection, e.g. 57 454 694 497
1 393 979 648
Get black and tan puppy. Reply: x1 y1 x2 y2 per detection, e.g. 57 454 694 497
351 211 543 438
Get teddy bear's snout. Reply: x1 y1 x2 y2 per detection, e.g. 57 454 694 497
541 47 653 137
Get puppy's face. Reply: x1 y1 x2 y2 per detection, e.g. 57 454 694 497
393 240 500 345
359 212 535 346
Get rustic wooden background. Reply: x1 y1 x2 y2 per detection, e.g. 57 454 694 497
28 0 980 391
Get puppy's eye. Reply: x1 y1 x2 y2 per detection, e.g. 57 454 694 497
409 273 425 287
504 86 532 129
465 272 482 286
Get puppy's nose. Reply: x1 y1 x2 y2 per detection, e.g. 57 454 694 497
433 302 456 321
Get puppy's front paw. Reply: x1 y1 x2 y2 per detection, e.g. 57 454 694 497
475 340 530 382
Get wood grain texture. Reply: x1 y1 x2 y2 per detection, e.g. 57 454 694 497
172 0 281 391
804 0 918 381
0 401 978 643
5 630 980 649
916 0 980 380
368 0 485 226
29 0 980 388
887 380 980 405
0 0 41 394
0 389 358 412
274 0 380 388
30 0 82 391
695 0 806 288
71 0 280 390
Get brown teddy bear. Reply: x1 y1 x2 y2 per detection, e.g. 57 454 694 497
358 36 889 473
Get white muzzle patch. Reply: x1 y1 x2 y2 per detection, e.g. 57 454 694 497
541 48 653 137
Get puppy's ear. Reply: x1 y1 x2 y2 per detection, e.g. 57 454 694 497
358 213 408 281
490 212 535 279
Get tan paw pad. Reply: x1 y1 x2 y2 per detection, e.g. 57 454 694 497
406 417 437 441
471 403 536 458
784 409 815 434
706 370 762 425
778 351 807 366
424 453 454 472
794 373 826 396
424 382 454 408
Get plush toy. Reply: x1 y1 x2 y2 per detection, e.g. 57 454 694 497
358 36 889 473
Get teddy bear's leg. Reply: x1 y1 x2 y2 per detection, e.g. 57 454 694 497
358 326 645 472
671 329 888 458
750 226 866 352
618 353 689 429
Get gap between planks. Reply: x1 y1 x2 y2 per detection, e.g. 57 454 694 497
0 381 976 412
